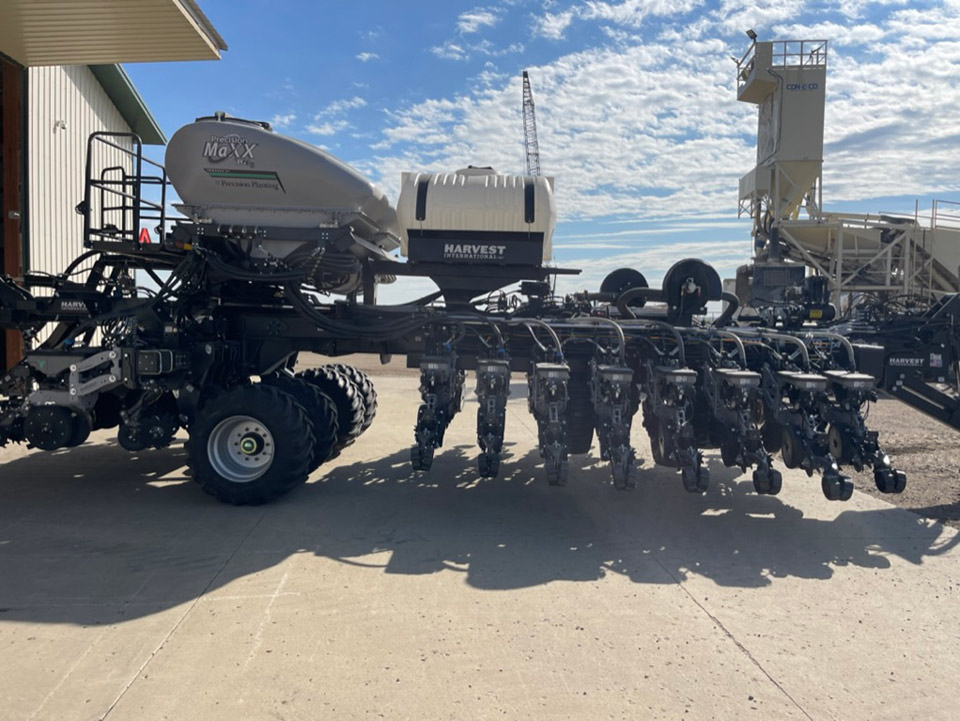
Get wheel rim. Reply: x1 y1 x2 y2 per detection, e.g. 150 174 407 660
207 415 275 483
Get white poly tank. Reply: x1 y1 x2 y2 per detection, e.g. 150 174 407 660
396 167 555 265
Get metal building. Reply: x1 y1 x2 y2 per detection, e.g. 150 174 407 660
0 0 226 368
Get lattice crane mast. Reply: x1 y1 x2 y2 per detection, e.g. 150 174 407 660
522 70 541 176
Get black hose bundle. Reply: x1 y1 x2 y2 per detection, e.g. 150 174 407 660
282 282 442 342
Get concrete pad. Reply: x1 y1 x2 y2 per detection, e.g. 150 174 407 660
0 373 957 720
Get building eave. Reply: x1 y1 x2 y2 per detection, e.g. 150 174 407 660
88 65 166 145
0 0 227 67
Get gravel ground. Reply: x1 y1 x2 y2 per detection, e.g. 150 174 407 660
852 396 960 527
308 354 960 528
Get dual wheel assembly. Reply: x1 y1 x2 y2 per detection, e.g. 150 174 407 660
186 364 377 505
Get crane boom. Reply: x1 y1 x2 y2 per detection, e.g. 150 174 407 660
522 70 541 176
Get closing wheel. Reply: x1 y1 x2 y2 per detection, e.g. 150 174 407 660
611 456 635 490
411 445 434 472
118 422 149 452
753 467 783 495
780 426 804 469
874 468 907 494
893 469 907 493
827 425 853 463
767 468 783 495
681 465 700 493
753 468 771 494
822 472 854 501
478 452 500 478
119 413 179 452
696 465 710 492
186 385 314 505
547 459 569 487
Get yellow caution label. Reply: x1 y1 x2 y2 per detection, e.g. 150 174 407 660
809 309 823 319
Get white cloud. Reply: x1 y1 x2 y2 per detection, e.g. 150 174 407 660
707 0 807 34
270 113 296 129
582 0 704 26
771 20 885 46
827 0 909 20
431 41 470 61
535 9 575 39
534 0 704 39
356 52 380 62
458 7 501 33
306 96 368 137
431 39 524 61
306 120 348 136
318 96 368 116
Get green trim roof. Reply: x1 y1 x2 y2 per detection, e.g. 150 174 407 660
89 64 166 145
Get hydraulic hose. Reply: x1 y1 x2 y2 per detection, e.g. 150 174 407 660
618 318 687 367
802 330 857 371
689 328 747 367
565 317 626 365
712 291 740 328
615 287 661 318
733 328 811 371
507 318 562 360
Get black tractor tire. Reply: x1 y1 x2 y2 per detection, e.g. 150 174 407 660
264 375 338 471
186 384 315 505
566 373 596 454
329 363 378 434
297 366 365 453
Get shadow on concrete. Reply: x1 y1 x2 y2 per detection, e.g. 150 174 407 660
0 439 957 626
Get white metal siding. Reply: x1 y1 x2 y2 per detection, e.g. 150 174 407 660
27 64 131 280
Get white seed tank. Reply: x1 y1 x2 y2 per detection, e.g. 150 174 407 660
396 167 556 266
165 114 400 251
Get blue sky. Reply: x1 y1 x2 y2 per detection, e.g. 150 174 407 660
125 0 960 299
